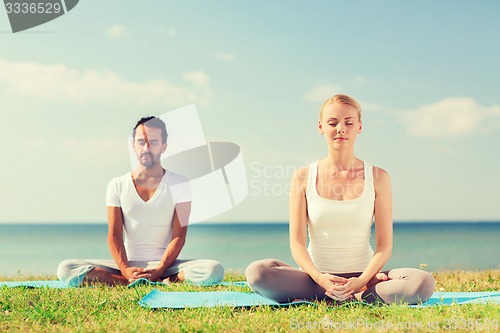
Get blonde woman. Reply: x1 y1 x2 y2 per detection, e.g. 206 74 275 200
246 94 434 304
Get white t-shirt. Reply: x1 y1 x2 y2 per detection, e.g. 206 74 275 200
106 170 191 261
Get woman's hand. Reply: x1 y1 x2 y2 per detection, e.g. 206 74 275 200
326 273 390 300
325 277 364 301
316 273 349 290
316 273 353 301
342 277 366 293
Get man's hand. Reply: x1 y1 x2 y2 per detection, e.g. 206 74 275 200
121 267 151 282
122 267 166 283
142 267 165 282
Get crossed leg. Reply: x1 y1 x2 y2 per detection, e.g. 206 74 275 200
246 259 435 305
84 267 185 286
57 259 223 287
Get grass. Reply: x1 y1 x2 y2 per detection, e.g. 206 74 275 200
1 270 499 332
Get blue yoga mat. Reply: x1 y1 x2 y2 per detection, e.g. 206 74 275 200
139 289 314 308
139 290 500 309
0 280 70 288
127 278 248 288
412 292 500 307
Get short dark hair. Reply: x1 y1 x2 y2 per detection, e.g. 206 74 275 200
133 116 168 143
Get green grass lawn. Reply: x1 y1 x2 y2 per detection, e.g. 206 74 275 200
1 270 499 332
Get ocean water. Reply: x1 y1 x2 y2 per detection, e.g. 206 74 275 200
0 222 499 277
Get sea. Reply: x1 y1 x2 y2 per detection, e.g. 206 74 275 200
0 222 499 277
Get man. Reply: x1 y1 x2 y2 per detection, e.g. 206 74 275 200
58 116 224 286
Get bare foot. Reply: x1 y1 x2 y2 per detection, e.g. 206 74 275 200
366 272 390 289
324 294 357 305
161 277 173 285
162 271 185 285
376 272 389 281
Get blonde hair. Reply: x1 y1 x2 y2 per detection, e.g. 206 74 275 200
319 94 362 121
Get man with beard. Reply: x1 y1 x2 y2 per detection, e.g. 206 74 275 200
57 116 224 286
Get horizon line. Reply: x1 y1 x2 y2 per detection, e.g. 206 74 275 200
0 220 499 225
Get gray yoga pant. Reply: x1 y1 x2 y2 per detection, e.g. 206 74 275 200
57 258 224 287
245 259 435 305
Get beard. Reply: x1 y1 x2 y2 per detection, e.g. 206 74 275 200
138 152 159 168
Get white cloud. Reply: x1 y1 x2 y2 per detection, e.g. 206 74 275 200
157 28 176 37
20 137 126 166
304 84 382 114
350 75 368 87
107 25 125 38
183 70 210 86
403 97 500 138
213 52 234 61
362 103 382 111
305 85 342 102
0 60 210 106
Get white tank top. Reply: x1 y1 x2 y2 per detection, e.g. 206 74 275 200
306 161 375 273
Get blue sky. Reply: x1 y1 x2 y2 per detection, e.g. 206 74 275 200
1 1 499 223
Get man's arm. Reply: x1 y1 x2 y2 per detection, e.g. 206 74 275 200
107 206 149 281
107 207 128 270
148 202 190 281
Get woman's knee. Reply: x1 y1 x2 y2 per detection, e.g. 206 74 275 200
417 270 435 302
388 268 436 303
245 259 277 287
403 268 435 297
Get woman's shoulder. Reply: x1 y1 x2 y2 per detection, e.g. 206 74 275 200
291 164 313 187
370 164 390 179
369 164 391 191
360 159 387 176
292 165 308 178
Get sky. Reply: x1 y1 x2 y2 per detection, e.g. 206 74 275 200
1 1 499 223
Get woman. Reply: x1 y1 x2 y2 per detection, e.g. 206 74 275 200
246 94 435 304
